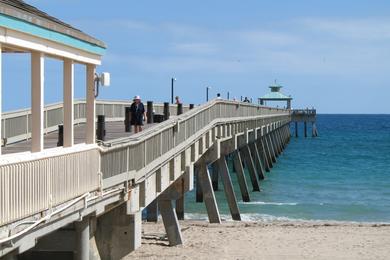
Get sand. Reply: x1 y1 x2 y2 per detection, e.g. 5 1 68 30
127 220 390 260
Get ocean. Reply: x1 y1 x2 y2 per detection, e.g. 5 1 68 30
183 115 390 223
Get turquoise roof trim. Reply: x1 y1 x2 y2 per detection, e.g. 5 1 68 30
0 13 106 55
260 92 292 100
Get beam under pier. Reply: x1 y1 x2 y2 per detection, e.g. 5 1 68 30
249 143 265 180
258 138 271 172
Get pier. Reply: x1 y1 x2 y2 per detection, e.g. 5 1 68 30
292 109 318 138
0 2 305 259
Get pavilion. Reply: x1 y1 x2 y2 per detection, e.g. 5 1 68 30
0 0 106 154
258 82 292 109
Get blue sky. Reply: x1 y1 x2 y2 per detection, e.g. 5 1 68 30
3 0 390 113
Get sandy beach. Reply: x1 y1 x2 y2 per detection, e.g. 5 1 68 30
127 220 390 260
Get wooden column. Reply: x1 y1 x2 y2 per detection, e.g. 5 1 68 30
63 59 74 147
31 51 44 152
86 64 96 144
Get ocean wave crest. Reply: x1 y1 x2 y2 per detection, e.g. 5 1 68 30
239 201 298 206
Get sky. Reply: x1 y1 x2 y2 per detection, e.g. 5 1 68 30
3 0 390 113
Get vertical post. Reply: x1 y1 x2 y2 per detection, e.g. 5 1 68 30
198 160 221 223
295 121 298 138
218 157 241 220
63 59 74 147
75 217 90 260
146 199 158 222
304 121 307 138
163 102 170 121
232 151 250 202
211 162 219 191
159 199 183 246
31 51 44 152
189 104 194 109
125 107 131 132
177 103 183 115
240 146 260 191
171 78 174 104
195 167 203 202
86 64 96 144
147 101 153 123
175 178 185 220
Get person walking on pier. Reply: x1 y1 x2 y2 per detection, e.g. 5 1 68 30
130 95 147 133
175 96 182 104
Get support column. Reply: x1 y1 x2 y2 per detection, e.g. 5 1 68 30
198 160 221 223
217 157 241 220
211 162 219 191
274 130 283 155
304 121 307 138
146 199 158 222
270 132 280 157
257 139 270 172
277 128 285 151
95 205 141 259
232 150 250 202
240 146 260 191
267 134 277 163
263 136 274 168
175 177 185 220
195 166 203 203
31 51 44 152
295 122 298 138
86 64 96 144
75 217 89 260
159 199 183 246
249 143 265 180
63 59 74 147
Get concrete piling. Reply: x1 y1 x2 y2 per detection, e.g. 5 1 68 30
304 121 307 138
211 162 219 191
240 146 260 191
75 217 90 260
295 121 298 138
159 199 183 246
232 150 251 202
258 138 271 172
263 136 274 168
217 157 241 221
146 199 158 222
197 160 221 223
195 167 203 203
249 143 265 180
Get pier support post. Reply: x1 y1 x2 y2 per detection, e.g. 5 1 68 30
195 166 203 203
267 134 277 163
75 217 89 260
95 205 141 259
240 146 260 191
263 136 274 168
270 131 280 157
217 157 241 220
258 138 270 172
232 150 250 202
275 129 284 154
249 143 265 180
211 162 219 191
146 199 158 222
175 178 185 220
197 160 221 223
158 199 183 246
277 128 285 151
295 122 298 138
304 121 307 138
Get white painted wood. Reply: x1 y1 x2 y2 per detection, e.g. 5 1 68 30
0 27 102 65
63 59 74 147
31 51 44 152
86 64 96 144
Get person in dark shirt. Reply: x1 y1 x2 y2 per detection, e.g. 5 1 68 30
130 95 147 133
243 97 250 103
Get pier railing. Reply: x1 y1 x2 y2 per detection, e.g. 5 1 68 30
1 100 190 145
0 99 290 228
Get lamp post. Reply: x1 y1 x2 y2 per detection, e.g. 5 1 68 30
171 78 176 104
206 86 211 102
227 91 230 100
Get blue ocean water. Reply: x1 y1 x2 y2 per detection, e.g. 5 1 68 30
184 115 390 222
